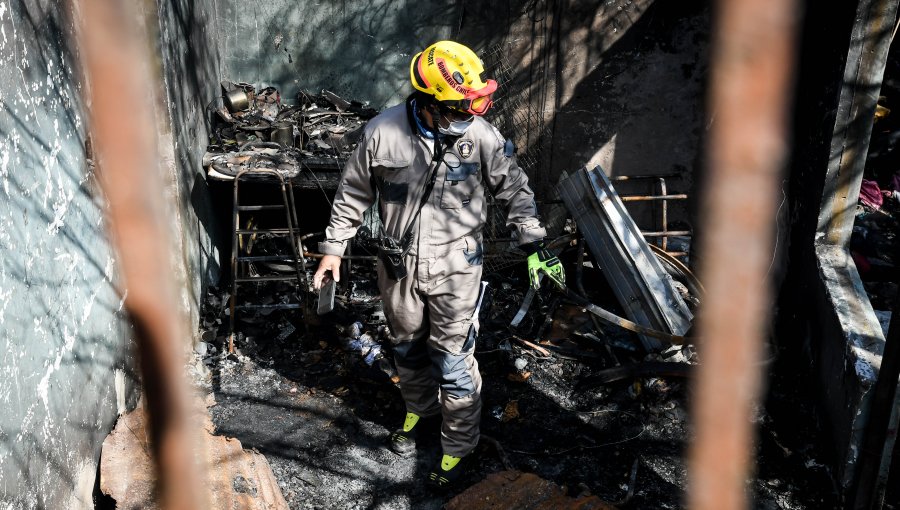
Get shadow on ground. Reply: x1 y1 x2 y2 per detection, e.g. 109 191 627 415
191 251 840 509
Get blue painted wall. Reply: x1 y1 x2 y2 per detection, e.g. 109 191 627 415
0 1 136 507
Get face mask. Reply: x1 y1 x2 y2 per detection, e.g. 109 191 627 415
437 113 474 136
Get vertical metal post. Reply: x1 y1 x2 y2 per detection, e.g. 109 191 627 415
688 0 798 509
658 177 669 251
74 1 208 508
229 175 241 353
285 180 311 323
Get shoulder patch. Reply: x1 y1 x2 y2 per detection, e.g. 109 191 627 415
503 139 516 158
456 139 475 159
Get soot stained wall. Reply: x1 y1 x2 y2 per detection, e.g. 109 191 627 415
0 1 136 507
207 0 710 234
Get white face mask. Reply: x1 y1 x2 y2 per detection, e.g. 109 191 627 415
437 114 474 136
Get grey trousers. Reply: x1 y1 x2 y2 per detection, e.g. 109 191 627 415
378 236 485 457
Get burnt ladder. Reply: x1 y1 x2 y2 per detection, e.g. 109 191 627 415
228 168 308 352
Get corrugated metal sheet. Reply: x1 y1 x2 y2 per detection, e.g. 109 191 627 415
557 166 693 350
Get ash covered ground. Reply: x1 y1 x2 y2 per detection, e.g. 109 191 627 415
190 258 840 509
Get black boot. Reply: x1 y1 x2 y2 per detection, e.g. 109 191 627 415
389 412 424 457
426 453 467 490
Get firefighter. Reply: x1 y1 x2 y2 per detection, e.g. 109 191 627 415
313 40 565 489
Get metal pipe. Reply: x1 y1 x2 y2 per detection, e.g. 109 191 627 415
74 1 208 508
659 177 669 251
688 0 797 508
229 172 241 353
620 194 688 202
641 230 693 237
610 173 683 181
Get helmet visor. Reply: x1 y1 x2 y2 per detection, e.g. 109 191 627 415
467 94 493 115
462 78 497 115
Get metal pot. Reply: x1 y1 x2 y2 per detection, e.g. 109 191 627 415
270 122 294 147
224 88 250 113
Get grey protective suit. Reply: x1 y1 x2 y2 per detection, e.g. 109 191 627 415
320 97 546 456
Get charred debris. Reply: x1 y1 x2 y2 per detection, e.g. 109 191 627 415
190 82 836 509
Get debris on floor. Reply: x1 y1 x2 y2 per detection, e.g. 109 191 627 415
189 227 837 508
189 88 836 506
99 395 288 509
856 91 900 329
444 470 618 510
557 167 694 351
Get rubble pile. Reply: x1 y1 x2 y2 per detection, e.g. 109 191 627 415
187 231 838 508
203 81 377 180
855 93 900 327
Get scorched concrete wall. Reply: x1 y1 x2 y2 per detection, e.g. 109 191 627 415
209 0 710 228
0 0 227 506
0 1 136 508
154 0 224 336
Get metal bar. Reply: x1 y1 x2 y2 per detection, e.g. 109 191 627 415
235 228 296 234
688 0 797 507
229 176 241 353
237 204 285 211
235 275 303 283
620 194 688 202
641 231 692 237
237 255 298 262
610 173 683 181
286 181 311 321
659 177 669 251
276 175 308 325
75 1 208 508
235 304 303 310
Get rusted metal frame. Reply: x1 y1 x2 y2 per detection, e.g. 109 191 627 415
610 173 683 181
649 244 705 298
228 168 307 351
75 1 208 508
620 194 688 202
560 285 686 345
641 230 692 237
687 0 797 508
229 172 242 353
285 181 311 321
557 167 694 350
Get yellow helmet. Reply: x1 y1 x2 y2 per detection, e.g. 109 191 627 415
410 41 497 116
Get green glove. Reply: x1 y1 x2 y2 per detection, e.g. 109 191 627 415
526 244 566 290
